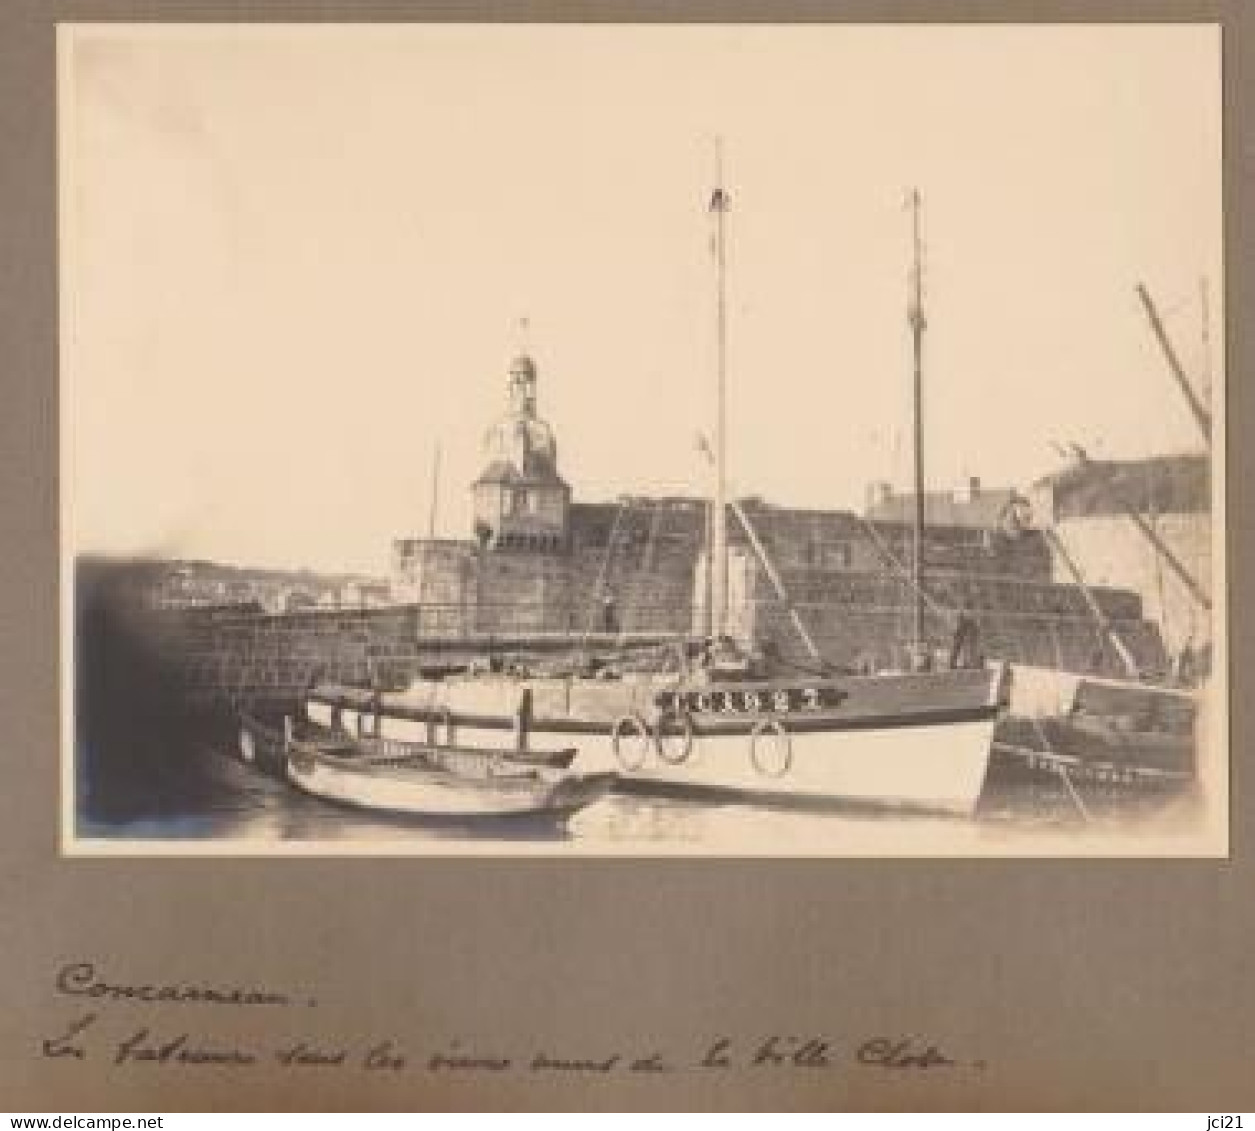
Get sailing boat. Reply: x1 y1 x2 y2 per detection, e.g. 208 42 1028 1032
303 167 1009 816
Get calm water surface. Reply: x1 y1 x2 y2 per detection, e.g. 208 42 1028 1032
76 738 1207 854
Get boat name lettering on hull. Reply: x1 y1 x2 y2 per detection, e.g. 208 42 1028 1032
656 686 848 715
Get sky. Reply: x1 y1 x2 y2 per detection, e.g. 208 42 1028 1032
61 23 1223 574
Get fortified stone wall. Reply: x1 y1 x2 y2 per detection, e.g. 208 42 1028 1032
1050 513 1211 656
742 563 1166 677
736 502 1054 580
391 500 707 636
134 602 428 714
390 498 1071 645
83 480 1174 727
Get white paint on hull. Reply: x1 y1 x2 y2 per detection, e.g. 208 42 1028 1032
285 759 605 818
307 701 335 728
330 708 995 816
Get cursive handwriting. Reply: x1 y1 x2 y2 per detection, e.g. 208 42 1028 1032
428 1042 511 1072
275 1042 346 1068
857 1037 957 1070
57 962 292 1008
42 1012 96 1059
531 1052 620 1073
751 1035 833 1068
39 1004 979 1076
113 1027 256 1067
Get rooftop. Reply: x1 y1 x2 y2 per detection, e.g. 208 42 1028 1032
865 481 1022 530
1035 452 1210 519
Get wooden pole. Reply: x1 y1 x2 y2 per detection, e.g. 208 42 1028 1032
854 514 952 623
729 499 823 664
908 189 928 660
427 443 442 540
710 140 731 639
1136 282 1212 445
1068 446 1211 613
1120 505 1211 613
1041 526 1141 679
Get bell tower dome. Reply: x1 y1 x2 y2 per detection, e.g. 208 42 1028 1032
472 350 570 553
508 353 538 415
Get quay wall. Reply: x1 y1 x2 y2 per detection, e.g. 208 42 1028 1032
77 550 1167 732
1049 512 1211 657
747 589 1165 677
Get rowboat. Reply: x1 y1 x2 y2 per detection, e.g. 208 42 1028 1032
284 740 617 821
295 685 574 769
236 712 615 821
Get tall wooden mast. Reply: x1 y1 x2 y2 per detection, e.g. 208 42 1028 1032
426 442 442 541
908 189 928 661
709 139 731 639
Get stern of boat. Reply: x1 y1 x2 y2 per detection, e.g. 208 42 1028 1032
544 771 619 817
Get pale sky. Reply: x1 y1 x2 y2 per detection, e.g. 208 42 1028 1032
61 23 1223 574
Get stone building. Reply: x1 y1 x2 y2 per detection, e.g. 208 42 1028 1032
699 498 1162 676
385 351 1171 677
865 477 1030 536
1030 453 1211 659
470 353 570 553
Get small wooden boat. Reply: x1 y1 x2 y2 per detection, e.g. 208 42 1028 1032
986 672 1199 816
236 712 615 821
283 739 617 821
237 711 574 774
301 714 576 770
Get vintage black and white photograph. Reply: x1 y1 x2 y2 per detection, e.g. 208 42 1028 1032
61 22 1225 855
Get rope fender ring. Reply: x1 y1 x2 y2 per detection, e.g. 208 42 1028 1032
654 708 695 765
611 713 652 772
750 718 792 778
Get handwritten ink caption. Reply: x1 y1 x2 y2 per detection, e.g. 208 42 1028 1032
43 960 987 1076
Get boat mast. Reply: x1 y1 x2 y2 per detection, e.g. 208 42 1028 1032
709 139 731 640
1200 275 1212 407
417 440 441 610
427 442 442 541
908 188 927 662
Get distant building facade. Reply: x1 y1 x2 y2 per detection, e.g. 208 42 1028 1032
384 351 1172 676
865 477 1030 536
470 353 570 553
1030 452 1211 657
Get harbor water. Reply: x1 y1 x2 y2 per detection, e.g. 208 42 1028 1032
74 733 1211 855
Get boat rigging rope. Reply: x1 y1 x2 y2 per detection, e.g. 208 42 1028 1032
853 513 954 624
579 498 630 649
1029 714 1092 824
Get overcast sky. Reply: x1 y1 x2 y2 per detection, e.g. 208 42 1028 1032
61 23 1222 574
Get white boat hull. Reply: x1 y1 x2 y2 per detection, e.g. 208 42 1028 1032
349 716 993 816
307 676 1002 817
284 749 616 820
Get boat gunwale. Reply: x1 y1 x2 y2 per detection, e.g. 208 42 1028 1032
305 697 1003 737
287 742 616 795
